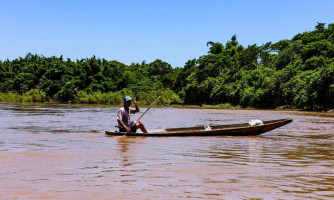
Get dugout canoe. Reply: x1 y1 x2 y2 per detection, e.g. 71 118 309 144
105 118 292 137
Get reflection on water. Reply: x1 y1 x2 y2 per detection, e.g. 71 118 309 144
0 103 333 199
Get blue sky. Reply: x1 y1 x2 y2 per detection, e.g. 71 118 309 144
1 0 334 67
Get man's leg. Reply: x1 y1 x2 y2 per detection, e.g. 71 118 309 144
136 121 148 133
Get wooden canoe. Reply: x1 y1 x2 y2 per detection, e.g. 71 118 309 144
105 118 292 137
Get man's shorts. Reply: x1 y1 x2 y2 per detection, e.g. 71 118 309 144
119 121 137 133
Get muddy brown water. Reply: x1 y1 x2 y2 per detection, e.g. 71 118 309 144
0 103 333 199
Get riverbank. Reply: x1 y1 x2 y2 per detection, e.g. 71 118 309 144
0 89 182 105
171 104 334 117
2 100 334 118
0 91 293 110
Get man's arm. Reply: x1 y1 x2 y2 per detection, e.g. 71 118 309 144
117 119 131 132
133 98 140 113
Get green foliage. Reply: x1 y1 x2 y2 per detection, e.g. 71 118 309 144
1 23 333 110
207 41 223 54
0 92 23 102
22 89 46 102
0 54 183 105
75 90 124 104
174 23 334 110
0 89 46 102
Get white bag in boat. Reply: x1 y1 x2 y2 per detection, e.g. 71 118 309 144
204 125 212 131
249 119 264 126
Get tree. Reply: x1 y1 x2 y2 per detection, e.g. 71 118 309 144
207 41 223 54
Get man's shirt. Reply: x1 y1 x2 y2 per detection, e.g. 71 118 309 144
117 106 136 127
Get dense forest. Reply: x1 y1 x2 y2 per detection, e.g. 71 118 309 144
1 23 334 111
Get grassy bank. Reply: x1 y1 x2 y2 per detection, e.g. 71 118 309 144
0 89 47 103
0 90 291 110
3 92 334 117
0 89 183 106
3 90 334 114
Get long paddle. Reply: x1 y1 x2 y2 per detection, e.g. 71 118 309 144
131 96 161 127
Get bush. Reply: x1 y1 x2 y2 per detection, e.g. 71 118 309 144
75 90 125 105
0 92 22 102
22 89 46 102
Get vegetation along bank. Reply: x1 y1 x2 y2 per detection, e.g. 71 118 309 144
1 23 333 111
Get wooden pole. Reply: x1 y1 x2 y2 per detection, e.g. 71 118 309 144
131 96 161 127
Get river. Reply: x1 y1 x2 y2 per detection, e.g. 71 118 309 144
0 103 333 199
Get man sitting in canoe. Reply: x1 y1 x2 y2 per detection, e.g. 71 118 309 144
117 96 148 133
